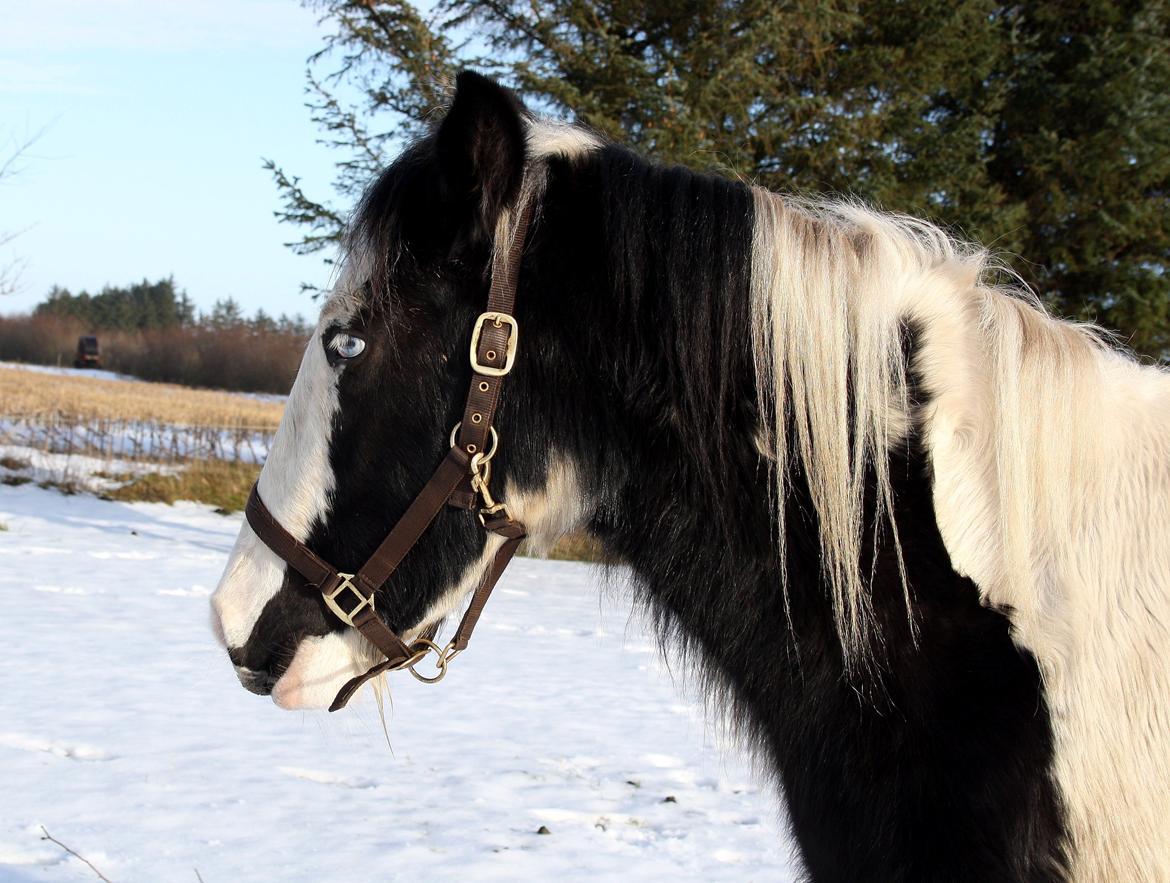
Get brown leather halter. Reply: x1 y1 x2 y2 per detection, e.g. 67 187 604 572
244 196 535 712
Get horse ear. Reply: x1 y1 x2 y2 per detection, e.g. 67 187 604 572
435 71 528 242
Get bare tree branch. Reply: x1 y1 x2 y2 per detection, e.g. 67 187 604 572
0 124 50 182
39 826 114 883
0 124 49 297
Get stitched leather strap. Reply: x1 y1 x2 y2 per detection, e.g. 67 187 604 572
327 517 526 711
352 447 472 598
245 486 335 589
451 521 525 652
455 197 535 458
241 187 537 713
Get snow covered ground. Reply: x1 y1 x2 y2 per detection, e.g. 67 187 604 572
0 484 797 882
0 443 180 493
0 419 272 469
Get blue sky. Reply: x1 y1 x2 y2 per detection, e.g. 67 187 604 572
1 1 352 320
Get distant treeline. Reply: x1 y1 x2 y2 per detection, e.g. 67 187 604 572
0 278 312 394
35 277 310 336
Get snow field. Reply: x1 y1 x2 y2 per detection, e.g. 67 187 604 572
0 485 796 881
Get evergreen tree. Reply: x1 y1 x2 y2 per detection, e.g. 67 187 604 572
35 277 192 330
988 1 1170 349
271 0 1170 355
206 297 245 329
41 285 77 315
177 291 196 326
251 308 277 332
277 313 311 335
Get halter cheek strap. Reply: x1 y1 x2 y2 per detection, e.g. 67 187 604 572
244 194 536 712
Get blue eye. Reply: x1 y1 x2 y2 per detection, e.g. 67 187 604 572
330 333 366 360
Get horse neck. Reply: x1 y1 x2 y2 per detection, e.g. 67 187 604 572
530 144 959 741
533 144 819 699
558 145 762 507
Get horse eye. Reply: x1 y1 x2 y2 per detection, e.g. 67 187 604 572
330 333 366 360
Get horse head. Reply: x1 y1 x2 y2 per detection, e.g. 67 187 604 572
211 72 596 708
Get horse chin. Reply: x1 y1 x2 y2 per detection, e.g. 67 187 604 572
269 631 372 711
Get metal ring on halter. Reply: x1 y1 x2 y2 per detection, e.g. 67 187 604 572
406 637 451 684
385 643 430 673
448 422 499 462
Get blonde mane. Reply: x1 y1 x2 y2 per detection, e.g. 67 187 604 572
750 187 1170 878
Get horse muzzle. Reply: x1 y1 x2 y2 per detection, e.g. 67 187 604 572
233 664 278 696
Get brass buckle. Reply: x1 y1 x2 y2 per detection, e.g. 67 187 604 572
323 572 373 628
469 311 519 377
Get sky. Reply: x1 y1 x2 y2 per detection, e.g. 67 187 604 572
0 0 353 320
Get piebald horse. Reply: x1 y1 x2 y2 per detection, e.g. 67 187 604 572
212 72 1170 881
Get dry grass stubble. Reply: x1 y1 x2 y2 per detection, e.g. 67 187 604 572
0 366 283 427
1 366 595 556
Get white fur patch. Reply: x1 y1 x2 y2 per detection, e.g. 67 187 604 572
748 188 1170 878
526 118 602 162
915 296 1170 881
415 455 586 633
271 630 372 710
210 283 357 650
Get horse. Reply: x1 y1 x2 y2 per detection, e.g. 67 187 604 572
210 71 1170 881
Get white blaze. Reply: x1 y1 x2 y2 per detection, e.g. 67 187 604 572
210 296 350 650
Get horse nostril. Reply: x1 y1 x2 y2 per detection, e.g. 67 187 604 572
228 648 278 695
234 664 278 696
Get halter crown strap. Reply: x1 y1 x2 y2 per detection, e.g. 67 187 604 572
243 191 536 712
454 198 534 457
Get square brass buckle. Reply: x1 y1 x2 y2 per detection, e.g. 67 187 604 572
469 311 519 377
323 572 373 628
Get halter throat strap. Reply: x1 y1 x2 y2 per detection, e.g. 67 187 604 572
244 193 535 712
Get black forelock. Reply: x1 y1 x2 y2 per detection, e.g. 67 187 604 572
347 138 474 304
348 73 530 307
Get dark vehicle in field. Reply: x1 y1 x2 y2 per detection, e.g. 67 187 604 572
74 335 100 369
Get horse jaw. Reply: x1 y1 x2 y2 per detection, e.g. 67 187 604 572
268 456 586 710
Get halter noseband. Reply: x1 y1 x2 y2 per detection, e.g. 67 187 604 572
245 195 535 712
